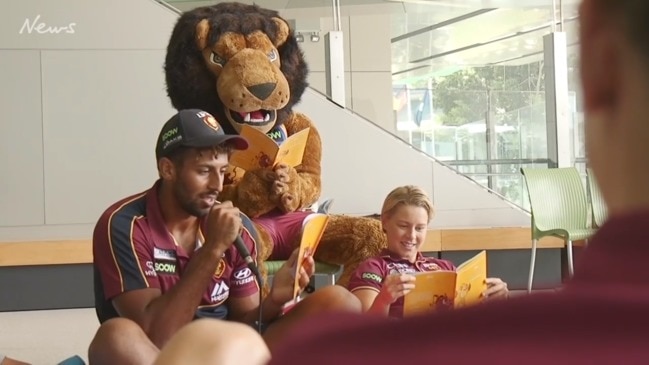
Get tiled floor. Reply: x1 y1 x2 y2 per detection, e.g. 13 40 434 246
0 290 546 365
0 308 98 365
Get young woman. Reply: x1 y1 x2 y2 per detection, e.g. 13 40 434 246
347 185 509 318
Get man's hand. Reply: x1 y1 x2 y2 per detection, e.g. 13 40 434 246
483 277 509 301
268 248 315 306
204 201 242 253
375 273 416 306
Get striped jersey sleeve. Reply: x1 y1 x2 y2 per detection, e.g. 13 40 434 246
347 257 386 293
93 194 156 301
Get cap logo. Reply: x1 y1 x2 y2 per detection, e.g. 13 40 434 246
197 111 219 131
161 127 179 142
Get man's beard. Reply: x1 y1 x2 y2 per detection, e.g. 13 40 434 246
174 184 214 218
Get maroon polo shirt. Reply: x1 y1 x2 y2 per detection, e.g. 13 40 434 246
347 250 456 318
270 210 649 365
93 180 259 323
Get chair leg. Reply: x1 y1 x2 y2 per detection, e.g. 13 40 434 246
567 240 574 277
329 274 336 286
527 239 538 293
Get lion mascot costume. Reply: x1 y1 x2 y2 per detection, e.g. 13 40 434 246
164 2 385 288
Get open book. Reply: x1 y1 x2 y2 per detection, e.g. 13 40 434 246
403 250 487 317
291 213 330 300
229 125 310 171
281 213 330 314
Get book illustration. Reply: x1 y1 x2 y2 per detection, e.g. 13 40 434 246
292 213 330 301
403 251 487 317
224 165 245 186
229 125 310 172
453 250 487 309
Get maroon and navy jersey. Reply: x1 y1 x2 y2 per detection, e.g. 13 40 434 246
93 180 259 323
348 250 456 318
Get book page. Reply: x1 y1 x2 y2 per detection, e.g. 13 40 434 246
292 213 330 300
454 250 487 309
275 127 310 168
403 270 456 317
229 126 310 171
229 125 280 171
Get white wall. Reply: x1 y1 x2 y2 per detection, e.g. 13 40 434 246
174 1 397 134
293 13 394 134
0 0 528 243
0 0 178 240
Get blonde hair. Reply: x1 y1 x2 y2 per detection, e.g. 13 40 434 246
381 185 434 223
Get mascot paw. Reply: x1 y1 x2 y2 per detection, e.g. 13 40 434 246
274 163 292 182
280 192 299 212
270 163 300 212
272 180 289 196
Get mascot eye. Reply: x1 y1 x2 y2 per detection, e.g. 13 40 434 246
210 52 226 66
267 49 278 62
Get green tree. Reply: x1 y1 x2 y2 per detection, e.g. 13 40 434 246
432 63 545 126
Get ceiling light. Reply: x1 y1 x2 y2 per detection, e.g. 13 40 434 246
296 33 304 42
310 32 320 42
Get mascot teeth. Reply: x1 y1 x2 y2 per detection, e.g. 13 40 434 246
234 110 274 125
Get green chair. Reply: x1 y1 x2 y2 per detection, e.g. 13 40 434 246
265 260 342 286
521 167 596 292
587 168 608 228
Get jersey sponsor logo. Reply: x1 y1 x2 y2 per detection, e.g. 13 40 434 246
361 272 383 283
153 247 177 275
266 126 287 144
153 247 177 261
214 259 226 278
387 262 416 274
154 261 176 274
387 263 408 270
234 268 252 280
144 261 157 277
234 276 255 286
421 262 441 271
210 281 230 303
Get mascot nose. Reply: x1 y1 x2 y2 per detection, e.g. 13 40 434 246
247 82 276 101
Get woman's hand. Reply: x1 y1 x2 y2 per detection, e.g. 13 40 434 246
375 273 416 306
483 277 509 301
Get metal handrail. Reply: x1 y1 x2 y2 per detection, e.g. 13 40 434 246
444 158 551 166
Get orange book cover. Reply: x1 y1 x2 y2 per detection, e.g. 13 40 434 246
229 125 310 171
291 213 330 301
403 250 487 317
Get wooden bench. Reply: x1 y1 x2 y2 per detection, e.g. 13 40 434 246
0 227 572 267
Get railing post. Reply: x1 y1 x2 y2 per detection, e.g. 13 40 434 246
543 31 571 168
325 0 346 107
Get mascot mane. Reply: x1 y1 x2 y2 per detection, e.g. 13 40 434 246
164 2 308 134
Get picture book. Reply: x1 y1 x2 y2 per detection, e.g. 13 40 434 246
281 213 330 314
229 125 310 171
292 213 330 300
403 250 487 317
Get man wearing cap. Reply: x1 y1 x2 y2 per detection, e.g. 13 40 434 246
89 109 360 365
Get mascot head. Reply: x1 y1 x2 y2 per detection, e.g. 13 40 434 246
164 2 308 135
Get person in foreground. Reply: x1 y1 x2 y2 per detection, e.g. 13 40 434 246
267 1 649 363
89 109 360 365
348 185 508 318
